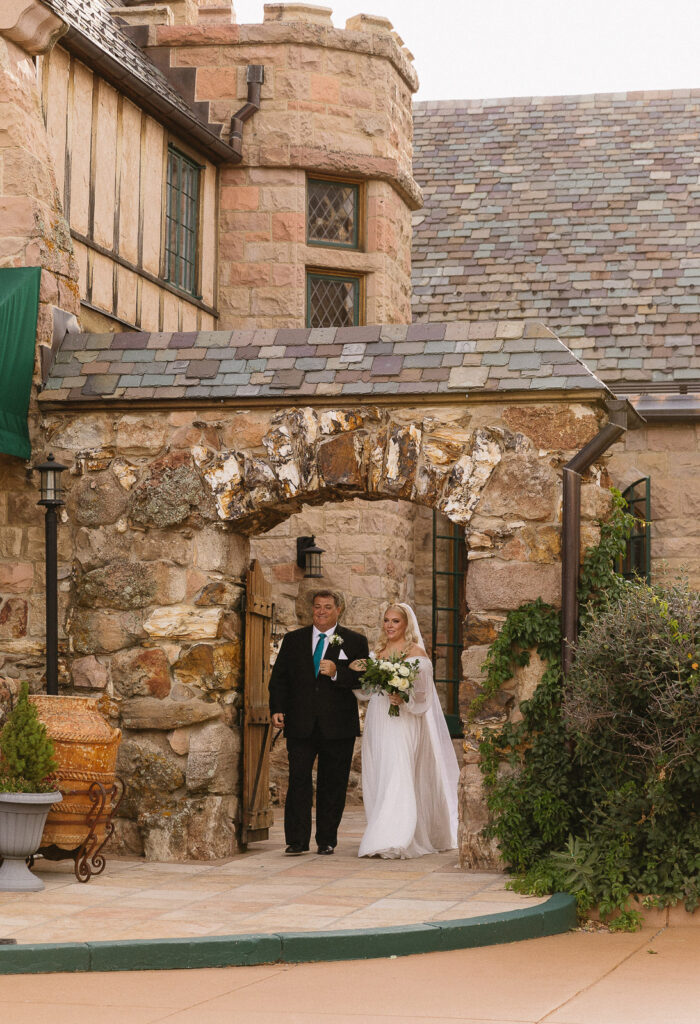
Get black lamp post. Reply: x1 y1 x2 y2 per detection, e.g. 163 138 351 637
296 536 325 579
34 454 68 696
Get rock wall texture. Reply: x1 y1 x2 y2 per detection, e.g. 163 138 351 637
607 421 700 589
0 9 80 695
251 498 428 639
4 394 611 863
152 9 420 327
0 15 80 356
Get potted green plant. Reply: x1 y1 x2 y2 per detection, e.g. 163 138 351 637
0 683 62 891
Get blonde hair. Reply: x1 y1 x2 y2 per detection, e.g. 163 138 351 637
375 603 419 654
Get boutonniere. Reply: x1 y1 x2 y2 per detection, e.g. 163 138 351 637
328 634 344 647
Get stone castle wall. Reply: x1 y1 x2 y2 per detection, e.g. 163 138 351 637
250 498 435 681
251 499 428 640
0 3 80 688
607 421 700 589
10 393 611 863
154 6 420 327
0 10 80 342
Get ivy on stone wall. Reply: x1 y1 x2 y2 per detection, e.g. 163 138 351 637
473 490 700 930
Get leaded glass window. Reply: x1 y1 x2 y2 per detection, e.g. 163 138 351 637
307 178 359 248
165 146 201 296
306 273 360 328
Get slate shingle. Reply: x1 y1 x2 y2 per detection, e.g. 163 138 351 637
412 90 700 390
41 322 608 402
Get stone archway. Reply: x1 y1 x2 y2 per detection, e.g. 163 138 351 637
200 406 506 533
43 396 606 864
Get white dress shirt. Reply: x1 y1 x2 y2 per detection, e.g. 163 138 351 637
311 624 336 659
312 624 339 678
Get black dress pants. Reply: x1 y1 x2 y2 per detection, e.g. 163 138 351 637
285 722 355 849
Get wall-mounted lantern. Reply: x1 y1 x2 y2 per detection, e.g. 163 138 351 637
34 453 68 696
296 536 325 579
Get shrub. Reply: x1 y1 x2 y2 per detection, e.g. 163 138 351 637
478 493 700 928
0 682 58 793
557 581 700 924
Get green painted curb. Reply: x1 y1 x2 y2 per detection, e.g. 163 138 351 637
88 933 282 973
281 922 443 963
0 894 576 974
430 893 577 952
0 941 90 974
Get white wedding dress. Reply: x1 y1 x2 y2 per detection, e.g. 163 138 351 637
356 647 460 860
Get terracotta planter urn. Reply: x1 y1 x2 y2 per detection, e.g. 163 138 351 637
0 791 63 891
29 695 121 859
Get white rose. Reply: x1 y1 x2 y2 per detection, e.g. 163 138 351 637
395 678 410 692
398 665 410 677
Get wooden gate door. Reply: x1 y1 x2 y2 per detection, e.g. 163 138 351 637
242 559 274 845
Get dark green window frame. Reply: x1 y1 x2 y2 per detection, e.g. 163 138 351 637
165 145 202 297
306 177 360 250
306 271 361 328
431 511 466 738
620 477 651 583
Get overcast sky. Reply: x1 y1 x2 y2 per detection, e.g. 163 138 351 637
233 0 700 101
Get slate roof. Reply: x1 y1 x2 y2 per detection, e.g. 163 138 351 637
40 322 608 402
411 91 700 390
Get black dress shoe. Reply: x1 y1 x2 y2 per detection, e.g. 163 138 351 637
316 845 334 855
285 844 307 855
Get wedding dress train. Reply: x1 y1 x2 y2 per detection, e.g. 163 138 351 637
357 655 459 859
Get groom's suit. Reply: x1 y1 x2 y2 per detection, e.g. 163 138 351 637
269 623 368 849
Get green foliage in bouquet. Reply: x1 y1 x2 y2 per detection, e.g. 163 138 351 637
360 654 419 717
473 492 700 929
0 682 58 793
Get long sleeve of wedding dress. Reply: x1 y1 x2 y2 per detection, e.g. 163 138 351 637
358 657 459 859
404 659 430 715
353 656 429 712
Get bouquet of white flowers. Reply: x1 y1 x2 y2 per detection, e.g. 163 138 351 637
359 653 420 717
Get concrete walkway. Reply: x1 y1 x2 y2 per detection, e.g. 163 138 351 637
1 925 699 1023
0 810 547 944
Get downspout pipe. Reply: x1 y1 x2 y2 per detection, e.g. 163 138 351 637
561 404 628 674
230 66 264 150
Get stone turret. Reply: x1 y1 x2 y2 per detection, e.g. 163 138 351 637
151 2 421 327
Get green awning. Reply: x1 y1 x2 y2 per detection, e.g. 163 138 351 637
0 267 41 460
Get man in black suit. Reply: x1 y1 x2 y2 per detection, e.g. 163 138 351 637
269 590 369 856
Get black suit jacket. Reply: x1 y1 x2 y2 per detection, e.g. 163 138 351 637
268 623 369 739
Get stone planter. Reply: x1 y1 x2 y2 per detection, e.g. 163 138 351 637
29 695 121 855
0 792 63 891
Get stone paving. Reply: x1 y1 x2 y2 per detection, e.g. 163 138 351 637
0 810 546 945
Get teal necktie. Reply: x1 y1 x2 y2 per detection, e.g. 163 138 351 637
313 633 326 676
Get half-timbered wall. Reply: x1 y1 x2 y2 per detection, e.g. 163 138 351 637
38 45 219 333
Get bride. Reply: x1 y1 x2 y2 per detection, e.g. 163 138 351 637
351 603 460 859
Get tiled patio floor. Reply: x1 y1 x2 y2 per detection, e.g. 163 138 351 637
0 809 546 944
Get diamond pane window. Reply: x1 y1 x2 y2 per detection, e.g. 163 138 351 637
306 273 360 328
165 146 201 296
307 178 359 248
